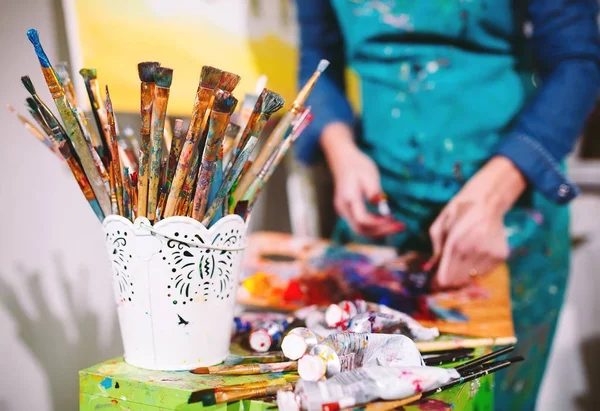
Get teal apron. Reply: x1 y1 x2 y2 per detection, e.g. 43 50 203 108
329 1 569 409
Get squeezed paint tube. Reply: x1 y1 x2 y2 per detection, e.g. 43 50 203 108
281 327 323 360
346 311 440 341
373 306 440 341
277 365 460 411
297 333 423 381
249 318 291 352
325 299 369 329
328 300 439 341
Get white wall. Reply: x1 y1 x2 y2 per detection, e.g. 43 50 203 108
0 1 598 410
0 1 121 410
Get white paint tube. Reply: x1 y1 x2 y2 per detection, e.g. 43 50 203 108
297 333 423 381
278 365 460 411
347 311 439 341
325 299 369 328
282 327 323 360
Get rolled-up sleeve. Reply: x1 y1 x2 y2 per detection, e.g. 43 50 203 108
295 0 355 165
495 0 600 204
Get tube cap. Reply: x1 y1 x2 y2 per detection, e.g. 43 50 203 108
298 354 326 381
282 333 308 360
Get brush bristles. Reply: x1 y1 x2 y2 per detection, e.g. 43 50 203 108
261 90 285 116
212 90 235 113
317 59 330 74
21 75 36 95
26 97 39 113
79 68 97 80
153 67 174 88
200 66 223 89
191 367 210 375
217 72 241 92
138 61 160 83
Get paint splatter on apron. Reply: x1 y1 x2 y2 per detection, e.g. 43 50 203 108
328 1 569 409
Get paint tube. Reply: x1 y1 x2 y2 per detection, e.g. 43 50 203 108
231 316 252 338
277 366 460 411
374 305 440 341
249 318 291 352
281 327 323 360
325 299 369 329
346 310 440 341
346 311 399 333
297 333 423 381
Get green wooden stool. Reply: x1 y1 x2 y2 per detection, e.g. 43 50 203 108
79 357 493 410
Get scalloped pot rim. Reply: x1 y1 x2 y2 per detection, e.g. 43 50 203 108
102 214 247 234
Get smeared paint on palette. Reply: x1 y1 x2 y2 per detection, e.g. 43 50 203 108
239 232 515 340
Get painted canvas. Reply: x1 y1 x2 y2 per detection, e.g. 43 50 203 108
239 232 515 341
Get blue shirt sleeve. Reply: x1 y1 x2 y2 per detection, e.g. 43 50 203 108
495 0 600 204
294 0 355 165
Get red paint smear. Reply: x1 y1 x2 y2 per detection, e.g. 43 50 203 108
111 399 118 404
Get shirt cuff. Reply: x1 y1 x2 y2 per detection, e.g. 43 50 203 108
494 132 579 204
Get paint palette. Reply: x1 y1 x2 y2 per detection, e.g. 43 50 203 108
238 232 516 342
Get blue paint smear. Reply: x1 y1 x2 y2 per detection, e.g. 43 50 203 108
100 377 113 389
26 29 51 68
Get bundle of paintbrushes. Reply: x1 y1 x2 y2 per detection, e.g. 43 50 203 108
15 28 323 227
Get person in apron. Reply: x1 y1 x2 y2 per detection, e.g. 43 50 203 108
295 1 600 409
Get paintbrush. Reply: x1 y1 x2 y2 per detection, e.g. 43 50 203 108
123 167 134 221
54 62 78 107
56 141 105 221
163 117 173 153
25 97 54 137
105 86 125 216
230 60 328 208
202 136 258 225
6 104 54 150
425 356 525 396
175 157 200 216
231 75 267 150
130 171 138 217
191 361 297 376
241 108 313 212
197 383 293 406
56 63 106 155
455 345 514 373
223 351 287 366
164 66 222 217
79 68 110 162
147 67 173 222
191 90 237 221
223 122 242 167
423 353 474 366
21 76 67 150
217 71 241 94
235 89 285 163
136 61 160 218
27 29 112 216
157 118 184 217
180 70 241 215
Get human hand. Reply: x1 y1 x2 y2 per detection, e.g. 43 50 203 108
427 156 527 289
320 123 405 238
